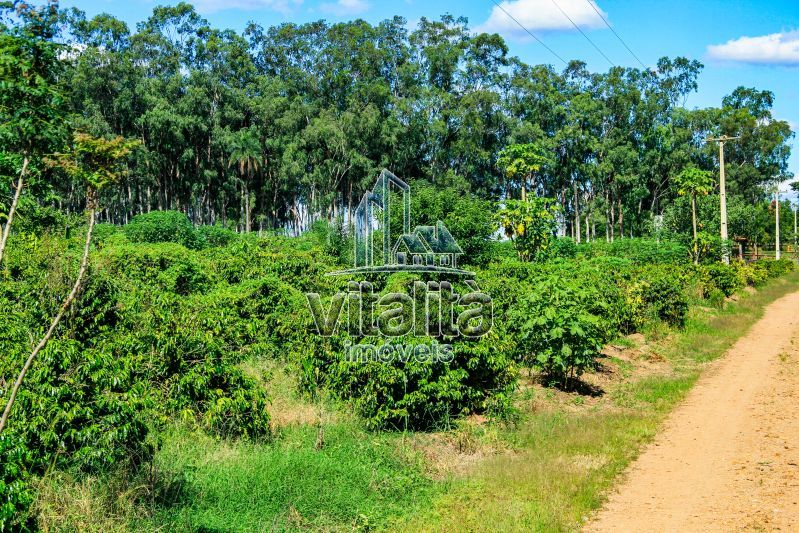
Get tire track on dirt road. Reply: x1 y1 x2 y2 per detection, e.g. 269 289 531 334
586 290 799 532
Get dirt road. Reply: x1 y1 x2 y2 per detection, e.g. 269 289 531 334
587 290 799 532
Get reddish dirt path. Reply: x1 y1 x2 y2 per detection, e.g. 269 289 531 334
587 290 799 532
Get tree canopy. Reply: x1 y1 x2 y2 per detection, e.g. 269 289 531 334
0 2 794 243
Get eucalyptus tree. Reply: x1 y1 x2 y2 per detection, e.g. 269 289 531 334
716 87 793 202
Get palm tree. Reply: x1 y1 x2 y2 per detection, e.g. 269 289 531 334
228 129 262 233
673 166 713 264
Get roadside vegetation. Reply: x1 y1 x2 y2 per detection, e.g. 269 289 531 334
1 207 795 530
1 1 798 531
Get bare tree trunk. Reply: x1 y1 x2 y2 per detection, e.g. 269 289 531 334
609 190 615 242
347 181 353 228
0 199 97 434
245 184 252 233
0 156 29 265
691 193 698 264
585 210 590 243
573 182 581 244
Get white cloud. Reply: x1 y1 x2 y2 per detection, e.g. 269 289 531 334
476 0 606 37
707 31 799 66
319 0 370 17
192 0 302 15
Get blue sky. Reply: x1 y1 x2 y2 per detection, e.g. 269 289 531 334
64 0 799 193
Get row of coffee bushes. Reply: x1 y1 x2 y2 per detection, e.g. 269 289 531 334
1 210 794 526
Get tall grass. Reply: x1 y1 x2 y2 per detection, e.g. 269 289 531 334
141 422 439 531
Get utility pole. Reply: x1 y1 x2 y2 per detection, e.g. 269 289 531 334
706 135 740 264
775 187 781 260
793 201 797 256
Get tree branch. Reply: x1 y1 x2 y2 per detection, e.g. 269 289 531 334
0 204 96 434
0 156 29 265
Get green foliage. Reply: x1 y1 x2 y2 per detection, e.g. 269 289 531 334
48 133 139 193
673 166 713 198
578 239 689 264
0 1 65 155
496 142 549 199
756 257 795 277
510 277 605 384
124 211 204 249
694 231 732 264
0 228 275 524
310 218 351 265
391 180 497 266
300 274 517 430
731 260 769 288
98 242 211 295
196 224 238 248
702 263 741 297
637 266 689 327
0 433 34 530
306 339 517 431
496 198 560 262
541 237 577 260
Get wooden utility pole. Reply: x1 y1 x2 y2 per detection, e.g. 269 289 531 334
706 136 740 264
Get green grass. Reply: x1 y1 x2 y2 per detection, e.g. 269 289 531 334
395 271 799 532
142 422 440 531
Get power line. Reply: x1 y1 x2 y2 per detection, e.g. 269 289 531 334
582 0 647 69
490 0 568 66
550 0 615 67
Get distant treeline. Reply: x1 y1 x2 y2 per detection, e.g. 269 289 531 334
0 2 793 238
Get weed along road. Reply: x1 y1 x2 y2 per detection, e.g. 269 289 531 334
587 290 799 531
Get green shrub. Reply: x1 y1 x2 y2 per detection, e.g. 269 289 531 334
91 222 121 244
731 261 768 287
203 237 328 290
196 224 238 247
0 231 276 525
756 258 795 278
310 218 351 265
702 262 741 297
509 277 606 385
124 211 204 249
97 242 212 295
636 266 689 327
299 276 516 430
391 179 497 266
0 433 35 530
578 239 689 264
542 237 577 260
299 331 517 431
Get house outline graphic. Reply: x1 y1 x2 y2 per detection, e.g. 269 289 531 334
328 169 474 276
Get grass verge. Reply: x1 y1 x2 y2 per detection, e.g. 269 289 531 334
136 421 438 531
395 271 799 531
